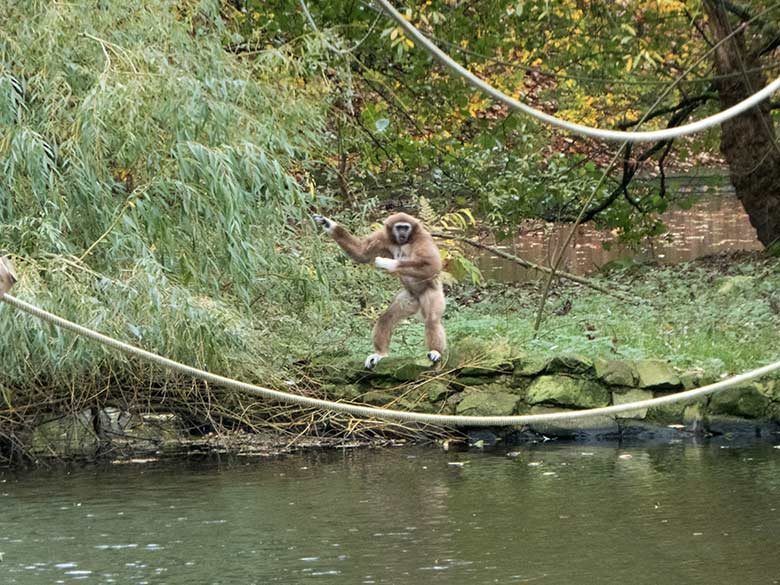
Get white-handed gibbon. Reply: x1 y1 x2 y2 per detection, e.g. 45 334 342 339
313 212 446 369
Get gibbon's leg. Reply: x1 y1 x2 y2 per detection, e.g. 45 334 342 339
419 285 446 364
365 290 420 369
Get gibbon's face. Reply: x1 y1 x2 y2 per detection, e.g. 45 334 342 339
385 213 418 245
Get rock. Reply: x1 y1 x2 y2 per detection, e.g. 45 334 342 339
526 375 610 409
525 406 619 438
98 407 135 437
372 357 431 381
617 420 690 441
368 377 400 390
646 400 686 425
421 381 451 403
611 389 653 419
546 353 595 375
679 368 717 389
455 376 500 386
467 429 501 447
513 355 549 376
635 360 681 389
321 384 361 401
757 380 779 401
30 410 99 457
360 391 397 406
455 391 523 417
709 384 770 419
683 404 706 434
309 353 371 384
706 415 770 436
447 337 514 373
595 359 638 387
132 413 182 444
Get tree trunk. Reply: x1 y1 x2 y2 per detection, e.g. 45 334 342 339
703 0 780 247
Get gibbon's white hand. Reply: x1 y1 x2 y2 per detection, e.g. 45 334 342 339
374 257 399 272
312 214 336 233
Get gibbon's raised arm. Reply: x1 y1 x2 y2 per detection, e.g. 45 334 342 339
313 215 389 264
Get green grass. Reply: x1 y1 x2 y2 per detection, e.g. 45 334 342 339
306 253 780 377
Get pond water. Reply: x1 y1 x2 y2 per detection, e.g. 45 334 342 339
3 442 780 584
475 187 763 282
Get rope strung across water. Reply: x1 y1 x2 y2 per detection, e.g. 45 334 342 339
372 0 780 143
3 292 779 428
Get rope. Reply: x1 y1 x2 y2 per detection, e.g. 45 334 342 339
2 292 779 428
373 0 780 143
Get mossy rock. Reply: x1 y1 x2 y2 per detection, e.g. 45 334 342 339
372 357 432 381
709 384 770 419
321 383 361 401
526 375 610 409
526 406 619 436
397 395 440 414
512 355 549 377
309 353 371 384
679 368 718 389
611 389 653 419
418 380 452 403
446 337 514 372
683 404 706 433
30 410 99 457
546 353 595 375
635 360 681 389
646 399 686 425
455 375 500 386
595 359 638 387
360 390 397 407
368 377 402 390
455 391 523 417
757 380 779 401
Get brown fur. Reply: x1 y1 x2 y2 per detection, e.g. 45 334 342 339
321 213 446 361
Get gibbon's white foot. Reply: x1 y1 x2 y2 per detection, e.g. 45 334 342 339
374 257 399 272
427 350 442 364
364 353 386 369
312 214 337 234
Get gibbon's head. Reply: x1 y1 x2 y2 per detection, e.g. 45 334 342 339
384 212 419 245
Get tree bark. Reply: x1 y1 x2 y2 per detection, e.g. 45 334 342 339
703 0 780 247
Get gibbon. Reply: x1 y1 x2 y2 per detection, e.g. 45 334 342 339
313 212 446 369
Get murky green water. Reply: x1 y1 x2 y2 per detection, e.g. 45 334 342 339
2 442 780 584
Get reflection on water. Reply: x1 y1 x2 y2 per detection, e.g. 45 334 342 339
475 193 762 282
2 443 780 584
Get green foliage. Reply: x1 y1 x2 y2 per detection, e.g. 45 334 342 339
245 0 778 244
0 0 350 392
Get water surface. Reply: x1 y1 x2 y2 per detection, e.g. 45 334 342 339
2 442 780 584
476 191 762 282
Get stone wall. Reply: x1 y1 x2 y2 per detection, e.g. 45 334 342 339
310 343 780 440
